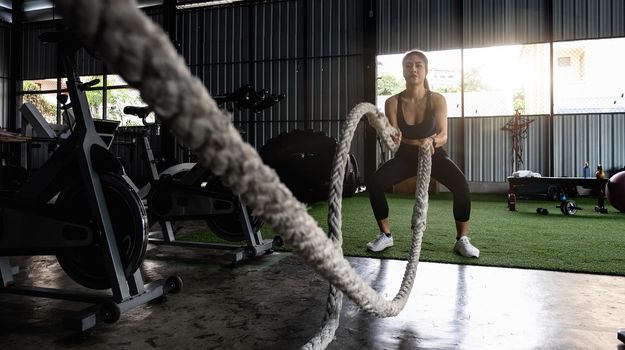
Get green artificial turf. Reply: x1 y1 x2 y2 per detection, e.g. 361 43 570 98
181 192 625 276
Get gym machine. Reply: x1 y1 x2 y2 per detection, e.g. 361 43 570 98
115 86 284 263
0 31 181 332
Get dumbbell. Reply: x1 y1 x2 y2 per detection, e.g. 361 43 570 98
556 200 582 215
536 208 549 215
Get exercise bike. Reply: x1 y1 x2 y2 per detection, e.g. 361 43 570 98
114 86 284 263
0 31 181 332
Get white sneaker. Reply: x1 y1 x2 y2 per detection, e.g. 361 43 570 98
366 233 394 252
454 236 480 258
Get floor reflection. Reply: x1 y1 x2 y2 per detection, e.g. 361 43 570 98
2 252 625 349
332 259 624 350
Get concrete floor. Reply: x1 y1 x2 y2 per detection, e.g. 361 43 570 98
2 242 625 350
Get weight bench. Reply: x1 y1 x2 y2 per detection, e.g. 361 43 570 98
507 176 610 215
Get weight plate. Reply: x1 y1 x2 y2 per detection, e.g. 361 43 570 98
566 200 578 215
200 175 263 242
146 164 193 228
55 173 148 290
560 200 578 215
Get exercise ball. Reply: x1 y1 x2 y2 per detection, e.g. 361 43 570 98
606 170 625 213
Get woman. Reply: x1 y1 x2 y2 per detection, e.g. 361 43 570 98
365 50 479 258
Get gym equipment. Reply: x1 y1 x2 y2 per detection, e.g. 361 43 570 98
508 176 609 215
214 84 284 115
0 31 180 331
20 100 120 158
259 129 360 204
20 102 72 141
556 200 581 215
536 207 549 215
606 170 625 213
115 85 282 263
507 193 516 211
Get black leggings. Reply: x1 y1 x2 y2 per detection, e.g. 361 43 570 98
367 144 471 222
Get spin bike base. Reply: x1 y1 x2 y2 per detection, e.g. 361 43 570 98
148 219 276 264
62 278 174 332
0 259 179 332
149 235 275 264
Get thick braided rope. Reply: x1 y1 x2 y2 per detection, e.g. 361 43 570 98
365 110 401 153
56 0 430 341
301 103 430 349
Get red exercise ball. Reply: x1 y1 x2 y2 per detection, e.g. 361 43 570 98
606 170 625 213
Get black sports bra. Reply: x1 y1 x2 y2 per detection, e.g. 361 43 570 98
396 91 437 139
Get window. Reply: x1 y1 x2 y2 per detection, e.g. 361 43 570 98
376 53 404 111
104 75 149 126
558 57 571 67
377 45 549 118
376 49 462 117
83 75 104 119
21 78 59 124
21 75 148 127
426 50 462 118
553 37 625 114
463 44 550 117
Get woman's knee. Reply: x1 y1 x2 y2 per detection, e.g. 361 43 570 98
458 178 470 196
451 180 470 201
442 172 469 196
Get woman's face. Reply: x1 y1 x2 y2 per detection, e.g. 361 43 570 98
402 54 427 86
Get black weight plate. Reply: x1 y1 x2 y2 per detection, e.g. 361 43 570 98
146 168 190 229
200 175 263 242
55 173 148 290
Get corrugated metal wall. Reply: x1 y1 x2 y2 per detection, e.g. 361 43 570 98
178 2 307 143
0 22 10 128
464 115 551 181
22 21 105 79
463 0 551 48
553 0 625 41
377 0 462 53
22 21 57 80
377 0 625 183
554 113 625 176
22 7 163 80
377 0 550 54
176 0 367 174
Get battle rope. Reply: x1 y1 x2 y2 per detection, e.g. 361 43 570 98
56 0 432 348
301 104 430 349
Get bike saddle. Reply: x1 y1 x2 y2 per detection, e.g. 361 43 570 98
123 106 151 119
